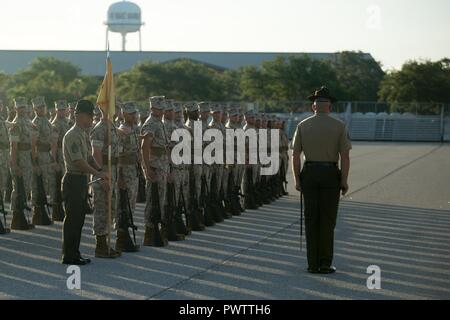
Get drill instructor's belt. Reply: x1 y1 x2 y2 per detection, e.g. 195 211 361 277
304 161 337 168
17 142 31 151
119 154 138 165
37 142 51 152
0 142 9 150
150 146 167 157
102 155 119 165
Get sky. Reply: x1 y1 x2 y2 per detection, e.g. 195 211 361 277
1 0 449 70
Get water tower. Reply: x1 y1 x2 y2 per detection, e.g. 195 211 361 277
105 1 144 51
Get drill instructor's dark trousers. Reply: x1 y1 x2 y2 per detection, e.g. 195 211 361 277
62 173 89 261
300 164 341 269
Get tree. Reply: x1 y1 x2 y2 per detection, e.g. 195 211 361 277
116 59 234 102
6 57 99 105
331 51 385 101
378 59 450 112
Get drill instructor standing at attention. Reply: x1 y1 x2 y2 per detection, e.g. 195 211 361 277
292 86 351 274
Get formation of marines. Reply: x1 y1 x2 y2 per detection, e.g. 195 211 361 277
0 97 290 264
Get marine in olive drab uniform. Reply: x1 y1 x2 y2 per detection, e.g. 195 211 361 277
163 100 186 241
141 96 170 247
9 98 35 230
184 102 206 231
61 100 108 265
292 86 351 274
90 103 122 258
31 96 56 225
0 100 11 234
115 102 141 252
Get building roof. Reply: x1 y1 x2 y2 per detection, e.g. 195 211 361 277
0 50 375 76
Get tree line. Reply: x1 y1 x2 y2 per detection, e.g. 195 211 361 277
0 52 449 113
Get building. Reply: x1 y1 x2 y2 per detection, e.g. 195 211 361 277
0 50 375 76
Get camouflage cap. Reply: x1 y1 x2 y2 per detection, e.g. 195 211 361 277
227 108 239 116
210 102 222 113
245 109 256 117
55 100 67 110
32 96 46 108
197 101 210 113
165 99 175 111
14 97 28 109
184 102 198 112
149 96 166 110
121 101 138 114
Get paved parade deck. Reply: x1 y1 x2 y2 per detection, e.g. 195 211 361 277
1 142 450 300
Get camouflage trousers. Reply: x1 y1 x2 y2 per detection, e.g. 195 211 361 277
222 166 230 198
169 167 184 206
10 151 33 212
244 164 257 189
118 165 138 213
202 164 212 193
32 151 55 205
92 165 118 236
210 164 223 195
0 149 10 193
144 170 167 226
191 164 202 207
234 164 245 189
180 166 190 210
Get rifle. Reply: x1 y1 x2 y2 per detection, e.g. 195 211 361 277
16 176 32 223
0 193 10 234
200 173 215 226
52 170 65 221
35 174 52 224
119 188 138 245
150 181 164 246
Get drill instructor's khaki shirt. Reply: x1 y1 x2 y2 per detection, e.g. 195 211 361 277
63 124 90 175
292 113 352 163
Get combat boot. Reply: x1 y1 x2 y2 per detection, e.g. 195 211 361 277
0 219 10 234
95 235 121 258
32 206 53 226
115 229 140 253
167 211 185 241
190 208 205 231
10 211 34 230
203 206 215 227
143 223 165 247
160 223 169 246
51 202 65 222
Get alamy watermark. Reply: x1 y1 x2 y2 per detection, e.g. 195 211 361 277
170 121 280 176
366 265 381 290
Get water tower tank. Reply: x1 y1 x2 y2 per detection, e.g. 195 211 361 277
105 1 144 51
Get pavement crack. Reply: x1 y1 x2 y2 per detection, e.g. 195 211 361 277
146 203 301 300
345 144 443 197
